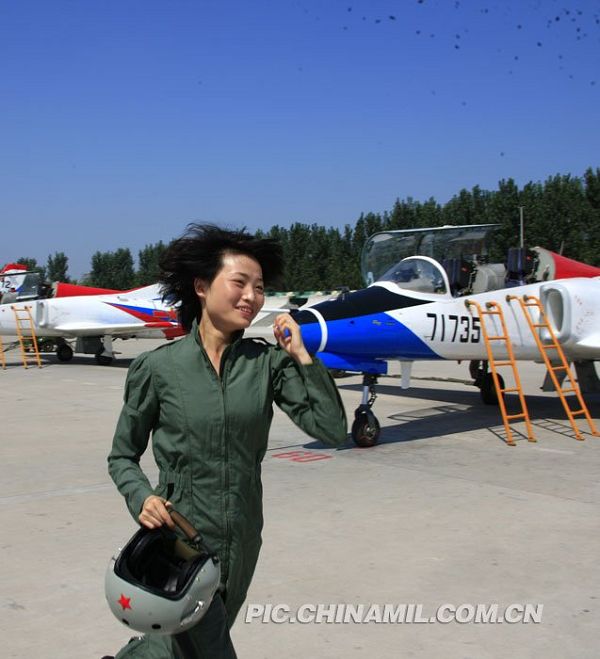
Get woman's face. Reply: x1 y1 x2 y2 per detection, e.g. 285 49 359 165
194 253 265 334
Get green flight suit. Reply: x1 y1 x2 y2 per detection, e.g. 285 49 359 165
108 319 347 657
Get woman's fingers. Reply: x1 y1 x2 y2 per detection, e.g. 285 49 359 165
273 314 297 346
139 495 176 529
273 314 312 363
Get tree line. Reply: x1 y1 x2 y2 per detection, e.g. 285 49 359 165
15 167 600 292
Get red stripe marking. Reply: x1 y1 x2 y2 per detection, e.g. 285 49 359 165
272 450 332 462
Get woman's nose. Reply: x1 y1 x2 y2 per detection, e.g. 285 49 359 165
242 285 255 302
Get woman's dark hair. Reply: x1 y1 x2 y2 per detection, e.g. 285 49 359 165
159 223 284 332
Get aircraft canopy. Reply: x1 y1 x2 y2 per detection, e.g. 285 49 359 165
361 224 499 285
378 256 450 296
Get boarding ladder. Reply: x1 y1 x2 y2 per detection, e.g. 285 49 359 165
466 299 535 446
507 294 599 440
11 305 42 369
0 335 6 370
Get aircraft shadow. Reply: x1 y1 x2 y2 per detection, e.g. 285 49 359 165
17 357 597 448
6 354 137 369
303 384 599 449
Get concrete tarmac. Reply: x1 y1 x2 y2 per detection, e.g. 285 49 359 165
1 337 599 659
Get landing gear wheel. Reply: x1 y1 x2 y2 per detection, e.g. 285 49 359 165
480 372 505 405
352 409 381 448
38 339 55 353
56 343 73 362
95 350 113 366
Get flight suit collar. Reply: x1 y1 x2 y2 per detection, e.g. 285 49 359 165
190 317 245 351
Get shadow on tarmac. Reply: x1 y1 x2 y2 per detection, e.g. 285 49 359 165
17 354 136 369
16 356 598 449
309 382 600 449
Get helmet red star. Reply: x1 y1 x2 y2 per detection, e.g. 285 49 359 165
118 594 132 610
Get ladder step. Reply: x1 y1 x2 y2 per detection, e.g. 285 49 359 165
493 361 512 367
488 336 507 341
501 387 520 393
532 323 547 328
569 409 585 416
560 387 577 393
541 344 559 350
550 364 567 370
506 413 527 420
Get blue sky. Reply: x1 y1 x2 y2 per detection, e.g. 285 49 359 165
1 0 599 277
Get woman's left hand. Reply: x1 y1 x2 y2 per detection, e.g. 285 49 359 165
273 313 313 365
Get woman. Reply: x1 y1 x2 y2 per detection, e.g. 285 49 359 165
107 224 347 658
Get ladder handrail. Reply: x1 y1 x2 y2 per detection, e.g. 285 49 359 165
507 294 599 439
10 305 42 369
466 298 535 446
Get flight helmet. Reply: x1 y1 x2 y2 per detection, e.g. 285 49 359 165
105 510 221 635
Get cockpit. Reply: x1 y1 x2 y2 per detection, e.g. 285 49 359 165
361 224 499 286
378 256 451 297
360 224 538 298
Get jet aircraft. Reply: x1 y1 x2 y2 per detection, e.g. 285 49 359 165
0 283 183 364
0 279 290 365
294 225 600 447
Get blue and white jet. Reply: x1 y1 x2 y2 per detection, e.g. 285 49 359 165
294 226 600 447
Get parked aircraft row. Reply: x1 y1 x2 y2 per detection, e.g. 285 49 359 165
2 225 599 445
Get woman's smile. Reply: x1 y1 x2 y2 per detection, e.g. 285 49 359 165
236 304 254 319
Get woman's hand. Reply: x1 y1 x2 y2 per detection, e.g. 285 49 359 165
139 495 176 530
273 313 312 365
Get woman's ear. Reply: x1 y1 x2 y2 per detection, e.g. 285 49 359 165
194 277 207 300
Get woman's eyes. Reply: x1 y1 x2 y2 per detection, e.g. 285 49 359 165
233 279 264 293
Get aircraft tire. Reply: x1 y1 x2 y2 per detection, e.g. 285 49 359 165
351 410 381 448
56 344 74 362
38 338 56 353
480 373 505 405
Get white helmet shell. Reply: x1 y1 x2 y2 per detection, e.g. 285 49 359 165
105 525 221 635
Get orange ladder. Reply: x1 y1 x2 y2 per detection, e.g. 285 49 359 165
507 294 599 440
11 305 42 369
466 299 535 446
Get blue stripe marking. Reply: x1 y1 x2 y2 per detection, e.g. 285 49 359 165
317 352 389 375
301 312 442 360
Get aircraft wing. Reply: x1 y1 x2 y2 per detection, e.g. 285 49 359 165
50 320 178 336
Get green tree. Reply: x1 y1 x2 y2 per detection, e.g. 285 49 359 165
46 252 70 282
16 257 46 281
386 198 418 230
535 174 588 257
486 178 522 260
88 248 135 289
582 168 600 264
285 223 314 290
137 241 167 286
583 167 600 210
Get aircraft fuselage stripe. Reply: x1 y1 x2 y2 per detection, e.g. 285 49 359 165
302 307 328 352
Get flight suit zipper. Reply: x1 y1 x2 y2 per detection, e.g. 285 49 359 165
220 345 232 584
202 341 237 582
198 344 230 570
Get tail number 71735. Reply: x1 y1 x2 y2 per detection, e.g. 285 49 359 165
426 313 481 343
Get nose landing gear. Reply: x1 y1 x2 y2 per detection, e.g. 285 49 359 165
351 374 381 447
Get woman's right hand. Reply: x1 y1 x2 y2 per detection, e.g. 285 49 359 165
139 495 176 530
